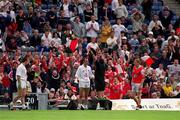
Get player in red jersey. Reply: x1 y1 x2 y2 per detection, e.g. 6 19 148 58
130 59 145 109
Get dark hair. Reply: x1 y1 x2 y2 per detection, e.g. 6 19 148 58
21 55 29 63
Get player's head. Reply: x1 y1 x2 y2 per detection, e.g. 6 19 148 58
81 55 89 67
134 59 141 66
21 55 30 65
174 59 179 66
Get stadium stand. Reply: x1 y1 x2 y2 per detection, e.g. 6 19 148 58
0 0 180 110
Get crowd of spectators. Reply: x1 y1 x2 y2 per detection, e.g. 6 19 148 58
0 0 180 105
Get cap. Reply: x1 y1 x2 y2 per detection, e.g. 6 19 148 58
170 29 175 33
50 88 55 92
148 31 153 35
122 36 127 40
177 83 180 87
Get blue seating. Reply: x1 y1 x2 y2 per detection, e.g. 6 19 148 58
171 15 178 24
41 4 48 10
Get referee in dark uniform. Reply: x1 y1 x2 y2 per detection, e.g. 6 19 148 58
94 51 107 98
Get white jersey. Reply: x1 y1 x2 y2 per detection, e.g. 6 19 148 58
75 65 94 82
16 63 27 81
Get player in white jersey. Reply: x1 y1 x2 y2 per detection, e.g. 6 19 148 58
11 55 30 109
75 56 94 109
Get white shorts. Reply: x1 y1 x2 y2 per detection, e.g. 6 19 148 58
131 83 141 93
79 81 90 88
16 80 27 89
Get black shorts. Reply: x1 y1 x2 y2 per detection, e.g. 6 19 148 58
95 80 105 92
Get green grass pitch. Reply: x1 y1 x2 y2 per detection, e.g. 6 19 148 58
0 110 180 120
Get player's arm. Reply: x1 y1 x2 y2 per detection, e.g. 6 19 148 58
75 66 81 81
89 67 94 80
16 75 22 89
16 75 21 82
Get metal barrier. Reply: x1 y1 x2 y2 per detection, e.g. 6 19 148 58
13 93 48 110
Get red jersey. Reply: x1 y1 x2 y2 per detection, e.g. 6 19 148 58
105 70 115 83
104 87 111 99
132 65 144 83
122 81 131 96
1 76 10 88
110 83 122 99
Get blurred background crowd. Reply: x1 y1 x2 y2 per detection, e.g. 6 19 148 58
0 0 180 105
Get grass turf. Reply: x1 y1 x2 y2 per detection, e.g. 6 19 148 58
0 110 180 120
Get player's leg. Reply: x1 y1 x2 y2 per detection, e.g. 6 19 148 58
137 85 142 108
10 80 23 109
84 87 90 109
21 88 27 109
131 83 140 107
78 86 85 109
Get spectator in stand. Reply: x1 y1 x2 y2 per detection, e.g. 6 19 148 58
141 0 153 21
106 31 118 54
84 3 93 22
128 33 139 53
71 16 86 39
30 29 41 50
1 72 11 93
46 7 57 29
148 14 164 32
23 19 32 36
171 83 180 98
16 9 26 31
86 15 100 42
41 31 53 52
61 0 75 18
99 17 112 48
114 0 128 19
111 0 119 12
112 18 127 46
131 9 145 33
99 2 113 21
155 63 165 78
38 10 47 33
159 6 174 29
167 59 180 80
110 77 123 99
162 81 173 97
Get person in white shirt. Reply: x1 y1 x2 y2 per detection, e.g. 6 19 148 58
11 55 30 109
148 14 164 32
86 37 99 52
0 36 5 52
60 0 73 18
114 0 128 19
86 15 100 39
121 44 130 62
112 18 127 46
106 31 118 53
155 63 164 77
41 31 53 48
75 56 94 109
167 59 180 80
111 0 119 12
